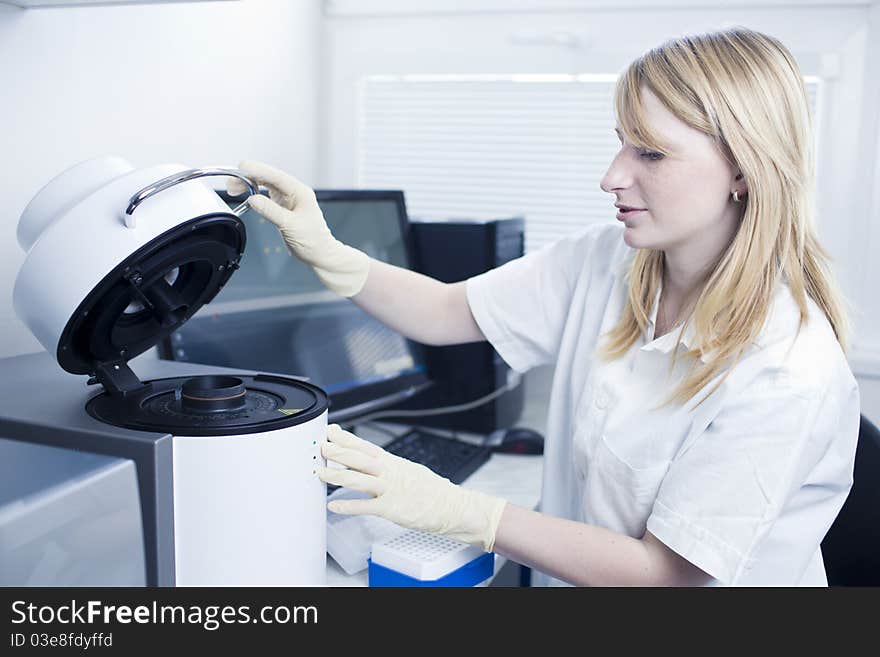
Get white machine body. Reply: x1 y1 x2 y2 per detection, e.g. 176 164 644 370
11 157 331 587
172 413 328 586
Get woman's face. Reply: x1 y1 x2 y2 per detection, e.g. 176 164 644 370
600 86 744 255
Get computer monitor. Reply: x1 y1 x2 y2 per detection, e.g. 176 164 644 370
158 188 431 423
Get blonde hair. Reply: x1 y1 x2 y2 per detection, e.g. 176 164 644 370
600 27 849 407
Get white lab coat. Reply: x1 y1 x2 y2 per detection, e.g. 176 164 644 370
466 222 860 586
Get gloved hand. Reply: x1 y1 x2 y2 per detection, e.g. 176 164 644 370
318 425 507 552
228 160 370 297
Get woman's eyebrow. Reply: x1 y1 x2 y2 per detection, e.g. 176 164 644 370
615 126 675 154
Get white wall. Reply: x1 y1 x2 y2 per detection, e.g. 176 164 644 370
320 1 880 417
0 0 322 358
847 0 880 420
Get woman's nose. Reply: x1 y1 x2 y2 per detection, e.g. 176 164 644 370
600 150 633 194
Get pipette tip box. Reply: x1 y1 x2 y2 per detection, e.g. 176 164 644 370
368 529 495 587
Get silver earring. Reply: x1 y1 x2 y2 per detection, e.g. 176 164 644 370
732 190 742 203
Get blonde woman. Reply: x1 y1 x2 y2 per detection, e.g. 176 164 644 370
234 27 859 586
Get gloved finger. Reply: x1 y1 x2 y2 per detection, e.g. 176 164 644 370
246 194 292 229
327 424 384 457
238 160 316 208
321 442 382 476
327 497 380 516
317 467 385 496
226 177 249 197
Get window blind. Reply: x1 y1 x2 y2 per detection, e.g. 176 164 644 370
359 74 820 253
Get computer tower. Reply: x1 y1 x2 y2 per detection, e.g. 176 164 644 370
384 217 526 434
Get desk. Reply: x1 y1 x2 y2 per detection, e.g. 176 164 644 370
325 424 544 587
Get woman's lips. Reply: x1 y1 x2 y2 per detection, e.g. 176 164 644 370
616 208 646 221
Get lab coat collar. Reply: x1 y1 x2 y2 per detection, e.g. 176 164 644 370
641 285 706 362
640 282 797 365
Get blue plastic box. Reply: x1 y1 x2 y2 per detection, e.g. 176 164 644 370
368 552 495 587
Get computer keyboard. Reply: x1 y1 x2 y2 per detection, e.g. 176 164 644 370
326 427 491 495
382 428 492 484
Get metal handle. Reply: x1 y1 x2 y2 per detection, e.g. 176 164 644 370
123 168 259 228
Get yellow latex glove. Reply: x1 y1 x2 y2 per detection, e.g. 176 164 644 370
318 425 507 552
228 160 370 297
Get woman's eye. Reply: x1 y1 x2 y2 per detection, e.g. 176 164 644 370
638 149 664 161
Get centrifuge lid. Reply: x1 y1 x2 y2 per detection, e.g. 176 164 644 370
58 213 245 376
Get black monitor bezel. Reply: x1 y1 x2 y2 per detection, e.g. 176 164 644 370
158 187 432 424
